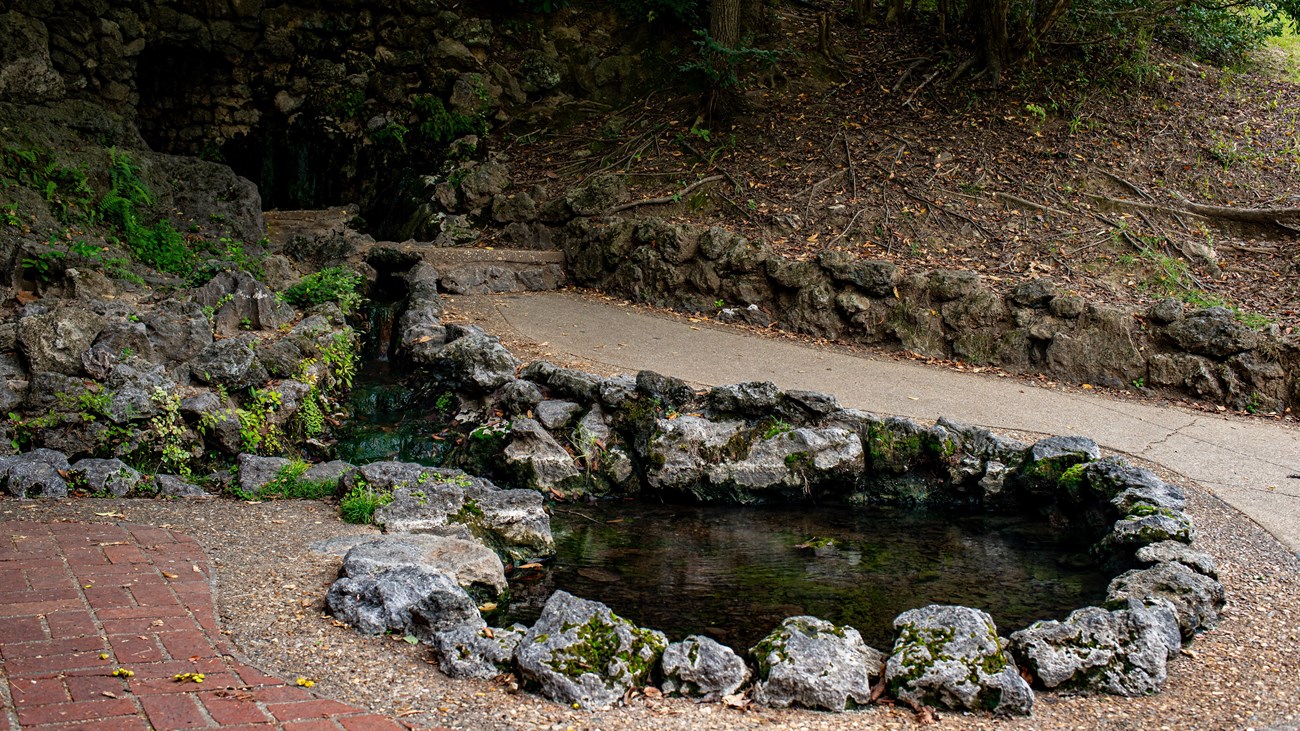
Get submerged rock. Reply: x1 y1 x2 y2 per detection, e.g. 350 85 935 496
661 635 751 701
751 616 883 712
515 591 667 709
1011 603 1180 696
885 605 1033 715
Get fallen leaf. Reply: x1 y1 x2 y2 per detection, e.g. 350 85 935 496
94 512 125 518
162 571 179 579
516 562 542 570
478 602 498 612
722 692 750 708
643 686 663 699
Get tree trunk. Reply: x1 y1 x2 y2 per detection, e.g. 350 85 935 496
710 0 741 48
972 0 1009 86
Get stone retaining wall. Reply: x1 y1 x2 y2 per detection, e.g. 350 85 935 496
546 189 1298 413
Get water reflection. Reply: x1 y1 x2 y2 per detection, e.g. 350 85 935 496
503 501 1108 650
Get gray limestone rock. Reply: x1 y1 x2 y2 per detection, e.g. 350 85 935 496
645 416 746 491
751 616 884 712
535 400 582 430
563 173 629 217
17 306 105 376
362 464 554 560
503 418 580 490
0 450 70 498
339 534 506 595
1105 509 1195 548
495 379 544 415
1165 307 1259 358
634 370 696 410
142 300 213 365
430 334 521 393
236 454 291 496
706 381 780 418
885 605 1033 715
515 591 667 709
326 565 482 639
0 12 65 102
707 427 862 492
302 460 353 486
1107 562 1225 639
69 458 141 497
155 474 206 498
1135 541 1218 578
431 623 528 679
194 270 294 336
190 337 264 388
397 304 447 365
1010 603 1181 696
661 635 751 701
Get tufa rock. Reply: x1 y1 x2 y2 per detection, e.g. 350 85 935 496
751 616 884 712
885 605 1033 715
661 635 751 701
515 590 667 709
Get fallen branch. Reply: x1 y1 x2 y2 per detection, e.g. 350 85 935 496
603 175 724 215
992 191 1071 217
1175 198 1300 225
1083 193 1210 220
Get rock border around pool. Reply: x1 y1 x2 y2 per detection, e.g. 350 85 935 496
305 328 1223 716
2 325 1225 716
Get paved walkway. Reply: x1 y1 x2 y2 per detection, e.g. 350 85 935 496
471 291 1300 554
0 520 431 731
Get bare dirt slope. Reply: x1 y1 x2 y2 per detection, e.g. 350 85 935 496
505 7 1299 330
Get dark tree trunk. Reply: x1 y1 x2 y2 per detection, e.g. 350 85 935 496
710 0 741 47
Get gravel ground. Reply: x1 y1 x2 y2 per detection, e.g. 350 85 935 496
8 471 1299 731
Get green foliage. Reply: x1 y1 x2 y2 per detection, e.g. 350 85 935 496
21 248 65 282
258 460 339 500
680 29 782 91
321 332 359 392
607 0 698 22
0 146 97 224
411 95 487 145
340 478 392 524
236 389 284 455
369 121 409 148
101 149 192 275
281 267 363 314
762 420 794 440
149 389 193 477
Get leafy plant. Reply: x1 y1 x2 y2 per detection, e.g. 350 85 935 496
340 478 392 524
280 267 363 314
100 148 192 275
0 146 96 224
258 460 338 500
236 388 284 455
411 95 487 145
21 249 65 282
148 389 192 477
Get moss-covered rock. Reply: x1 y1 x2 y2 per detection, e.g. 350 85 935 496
750 616 884 711
885 604 1033 715
514 590 667 709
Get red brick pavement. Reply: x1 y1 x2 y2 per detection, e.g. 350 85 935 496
0 521 440 731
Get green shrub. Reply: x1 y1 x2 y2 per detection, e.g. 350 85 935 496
411 95 487 145
280 267 363 314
